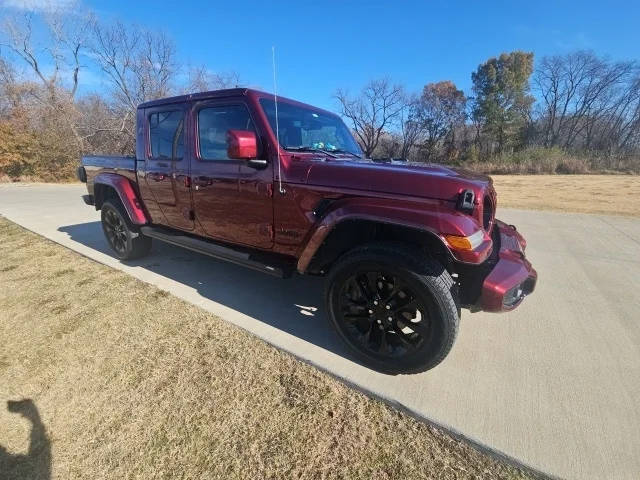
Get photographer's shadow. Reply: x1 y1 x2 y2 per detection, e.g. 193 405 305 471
0 399 50 480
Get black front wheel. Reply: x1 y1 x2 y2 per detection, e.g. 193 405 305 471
101 200 151 260
326 243 459 374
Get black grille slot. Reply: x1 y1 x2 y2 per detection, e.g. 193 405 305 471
483 195 493 231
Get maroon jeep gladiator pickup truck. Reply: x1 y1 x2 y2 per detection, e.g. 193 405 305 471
78 88 536 374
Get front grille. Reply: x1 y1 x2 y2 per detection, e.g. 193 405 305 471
482 195 493 231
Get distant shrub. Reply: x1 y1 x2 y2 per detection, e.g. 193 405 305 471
461 147 638 175
0 121 78 182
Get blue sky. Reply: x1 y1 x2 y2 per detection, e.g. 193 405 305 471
3 0 640 112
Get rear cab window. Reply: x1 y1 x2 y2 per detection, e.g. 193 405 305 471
149 110 184 159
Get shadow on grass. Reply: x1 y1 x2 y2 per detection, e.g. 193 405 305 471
0 399 51 480
58 221 356 365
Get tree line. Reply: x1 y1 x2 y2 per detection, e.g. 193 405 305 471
336 51 640 172
0 7 238 180
1 6 638 181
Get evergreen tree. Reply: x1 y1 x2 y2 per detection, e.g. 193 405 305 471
471 51 534 153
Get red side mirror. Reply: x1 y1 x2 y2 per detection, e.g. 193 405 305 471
227 130 258 159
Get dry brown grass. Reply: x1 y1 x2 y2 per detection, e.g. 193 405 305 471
492 174 640 217
462 147 639 174
0 217 538 479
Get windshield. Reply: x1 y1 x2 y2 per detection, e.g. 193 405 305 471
259 98 362 156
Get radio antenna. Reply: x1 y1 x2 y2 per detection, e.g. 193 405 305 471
272 46 285 194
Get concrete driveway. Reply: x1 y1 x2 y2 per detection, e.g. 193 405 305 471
1 183 639 480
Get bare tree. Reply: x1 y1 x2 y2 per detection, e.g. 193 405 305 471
374 131 402 159
335 78 406 157
0 55 17 115
46 8 94 98
184 66 241 93
91 21 178 152
534 51 638 151
414 81 466 161
0 8 95 171
616 75 640 152
91 21 138 112
398 96 424 159
75 94 135 154
0 9 93 100
92 21 177 110
0 7 258 179
135 29 176 102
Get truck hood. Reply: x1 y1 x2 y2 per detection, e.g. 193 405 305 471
303 159 492 203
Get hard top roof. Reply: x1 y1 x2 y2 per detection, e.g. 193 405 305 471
137 88 337 118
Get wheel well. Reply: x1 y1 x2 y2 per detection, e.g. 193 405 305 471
306 220 454 275
93 183 119 210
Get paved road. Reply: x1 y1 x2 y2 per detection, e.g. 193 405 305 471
1 183 639 479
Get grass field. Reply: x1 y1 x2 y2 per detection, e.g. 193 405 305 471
492 175 640 217
0 217 538 479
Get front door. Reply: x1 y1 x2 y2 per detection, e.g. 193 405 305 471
143 106 194 231
191 101 273 249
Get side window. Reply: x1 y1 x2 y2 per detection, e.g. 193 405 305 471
149 110 184 159
198 104 255 161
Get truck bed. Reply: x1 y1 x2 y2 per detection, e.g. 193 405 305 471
82 155 136 171
82 155 137 186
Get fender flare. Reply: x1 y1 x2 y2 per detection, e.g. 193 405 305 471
93 173 149 225
296 197 482 273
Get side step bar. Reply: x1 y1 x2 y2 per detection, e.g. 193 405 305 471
140 226 290 278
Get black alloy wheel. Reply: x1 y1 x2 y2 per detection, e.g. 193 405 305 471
325 242 460 374
102 207 128 256
338 270 432 358
100 199 152 260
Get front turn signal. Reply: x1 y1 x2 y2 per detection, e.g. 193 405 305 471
444 230 485 251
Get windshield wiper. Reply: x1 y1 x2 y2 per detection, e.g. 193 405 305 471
284 146 338 158
330 149 362 159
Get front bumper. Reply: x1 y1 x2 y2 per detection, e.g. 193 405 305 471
479 219 537 312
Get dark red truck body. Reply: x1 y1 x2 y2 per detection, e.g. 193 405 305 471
80 88 536 314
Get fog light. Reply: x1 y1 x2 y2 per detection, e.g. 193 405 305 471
503 284 524 307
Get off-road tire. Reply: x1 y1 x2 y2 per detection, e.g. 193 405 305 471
101 199 151 260
325 242 459 374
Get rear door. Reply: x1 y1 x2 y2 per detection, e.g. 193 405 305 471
191 100 273 249
143 106 194 231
